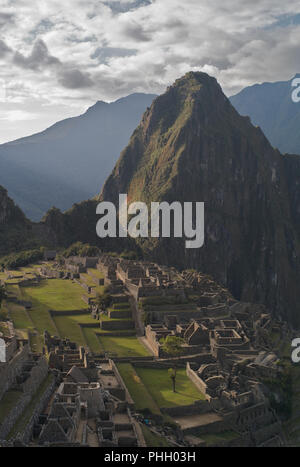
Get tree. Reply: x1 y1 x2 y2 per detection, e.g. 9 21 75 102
0 285 7 308
160 335 185 393
96 291 112 311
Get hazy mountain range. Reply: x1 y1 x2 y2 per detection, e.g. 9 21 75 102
0 93 156 221
230 74 300 154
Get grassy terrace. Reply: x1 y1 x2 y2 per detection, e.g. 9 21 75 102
17 279 88 336
135 368 205 408
87 268 104 280
82 326 103 353
117 364 204 413
53 313 95 346
117 363 161 415
1 267 148 359
5 301 34 330
98 335 149 358
80 273 97 287
0 390 23 424
7 374 54 440
23 280 87 311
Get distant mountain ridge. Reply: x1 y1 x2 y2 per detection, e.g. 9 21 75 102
230 74 300 155
0 92 156 221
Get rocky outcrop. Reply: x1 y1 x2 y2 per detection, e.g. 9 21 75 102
0 186 40 255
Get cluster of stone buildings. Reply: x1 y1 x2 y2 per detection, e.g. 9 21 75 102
34 334 142 447
0 323 53 443
0 253 290 447
0 326 143 447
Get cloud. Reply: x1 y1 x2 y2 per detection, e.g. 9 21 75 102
0 39 11 57
58 68 94 89
2 0 300 140
0 12 15 28
13 39 60 70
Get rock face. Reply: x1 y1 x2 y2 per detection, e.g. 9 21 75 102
100 72 300 325
0 186 39 255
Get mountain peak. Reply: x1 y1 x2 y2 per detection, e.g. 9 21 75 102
85 100 108 114
100 71 300 325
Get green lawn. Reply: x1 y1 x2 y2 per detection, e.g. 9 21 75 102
117 363 161 415
80 273 97 287
53 312 97 346
5 301 34 330
81 327 103 353
23 279 87 311
99 336 149 357
87 268 104 280
16 279 88 335
0 390 23 424
135 368 205 408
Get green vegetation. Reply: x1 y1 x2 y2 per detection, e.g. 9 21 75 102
119 250 139 260
0 390 23 424
23 280 87 311
0 285 7 307
0 248 45 270
117 363 161 415
8 374 54 439
141 425 171 447
87 268 104 280
29 332 43 353
53 316 86 346
135 367 204 408
98 335 149 357
160 335 185 392
62 242 100 258
117 364 204 413
81 327 103 353
95 290 112 310
5 302 33 330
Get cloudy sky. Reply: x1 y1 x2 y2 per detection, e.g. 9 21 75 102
1 0 300 143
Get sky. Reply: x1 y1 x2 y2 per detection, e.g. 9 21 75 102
1 0 300 143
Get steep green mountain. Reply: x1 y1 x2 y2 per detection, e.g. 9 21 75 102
230 74 300 154
99 72 300 325
0 93 156 221
0 186 41 255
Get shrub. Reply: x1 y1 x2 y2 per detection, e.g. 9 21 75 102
0 247 45 270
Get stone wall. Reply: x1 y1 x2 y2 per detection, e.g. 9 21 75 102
0 344 30 401
22 357 48 394
186 362 209 399
0 393 32 440
17 376 56 444
0 360 51 441
100 320 134 331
